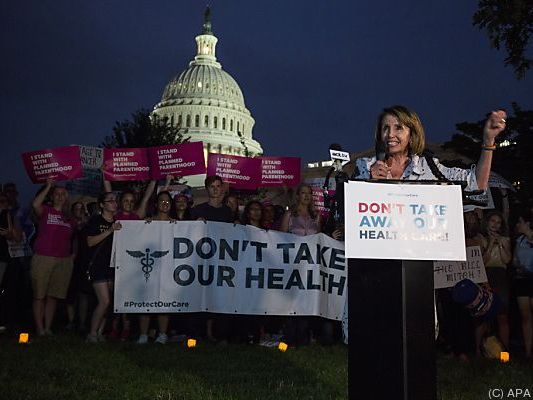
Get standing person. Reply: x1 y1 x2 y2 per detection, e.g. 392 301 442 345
137 191 175 345
261 201 276 230
350 105 507 351
280 184 322 345
103 179 156 341
477 211 512 353
172 191 193 221
190 175 234 342
191 176 234 223
280 184 321 235
224 194 241 223
31 181 75 336
65 201 89 332
241 200 264 228
513 209 533 358
85 192 122 342
103 179 155 221
3 182 34 329
353 106 506 190
0 191 21 331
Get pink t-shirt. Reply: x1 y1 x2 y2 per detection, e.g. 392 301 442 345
114 211 140 221
33 205 75 257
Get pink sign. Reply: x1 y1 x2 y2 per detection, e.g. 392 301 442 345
207 153 261 190
311 186 334 221
148 142 206 180
260 156 301 187
22 146 83 183
103 148 150 181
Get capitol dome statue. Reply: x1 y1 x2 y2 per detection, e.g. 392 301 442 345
152 7 263 159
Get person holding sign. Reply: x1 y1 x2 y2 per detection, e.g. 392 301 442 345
103 178 156 341
478 211 511 353
280 184 322 345
280 184 321 236
86 192 122 343
190 175 234 342
31 181 75 336
103 179 156 221
353 105 507 191
137 191 175 345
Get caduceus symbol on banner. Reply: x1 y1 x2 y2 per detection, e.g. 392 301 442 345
126 249 169 282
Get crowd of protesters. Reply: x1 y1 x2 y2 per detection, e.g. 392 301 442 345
1 174 533 359
0 176 341 347
436 196 533 360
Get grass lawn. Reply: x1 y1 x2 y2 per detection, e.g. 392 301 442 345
0 333 531 400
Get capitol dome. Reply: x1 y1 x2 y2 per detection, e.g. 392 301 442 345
152 9 263 157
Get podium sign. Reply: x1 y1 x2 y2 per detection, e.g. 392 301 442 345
344 181 466 261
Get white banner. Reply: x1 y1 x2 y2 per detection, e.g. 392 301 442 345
344 181 466 260
433 246 487 289
112 221 346 320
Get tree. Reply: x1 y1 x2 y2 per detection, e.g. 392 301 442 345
103 109 189 148
473 0 533 79
443 103 533 201
102 109 190 189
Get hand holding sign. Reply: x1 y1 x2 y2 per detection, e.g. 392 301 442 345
22 146 83 183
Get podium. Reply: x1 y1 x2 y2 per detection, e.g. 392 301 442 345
348 258 435 399
344 180 468 400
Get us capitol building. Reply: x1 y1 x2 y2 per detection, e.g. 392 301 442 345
151 8 263 161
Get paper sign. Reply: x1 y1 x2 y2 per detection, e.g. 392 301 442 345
305 178 336 221
260 156 301 187
434 246 488 289
66 146 103 197
22 146 83 183
207 153 261 190
103 148 150 181
463 187 495 212
148 142 206 180
344 181 466 261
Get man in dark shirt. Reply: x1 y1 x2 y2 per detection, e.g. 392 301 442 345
191 175 233 222
190 175 234 342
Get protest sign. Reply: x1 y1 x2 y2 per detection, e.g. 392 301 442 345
112 221 346 319
344 181 466 260
463 187 495 212
433 246 488 289
66 146 103 197
260 156 301 187
22 146 83 183
103 148 150 181
148 142 206 180
305 177 336 221
207 153 261 190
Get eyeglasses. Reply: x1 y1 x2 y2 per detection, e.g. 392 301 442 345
159 200 171 205
104 199 117 203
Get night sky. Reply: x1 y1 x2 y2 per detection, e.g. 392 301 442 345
2 1 532 201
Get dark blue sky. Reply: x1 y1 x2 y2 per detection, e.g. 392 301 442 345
1 1 532 200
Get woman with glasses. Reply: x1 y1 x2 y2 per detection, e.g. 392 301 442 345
85 192 122 342
137 191 175 345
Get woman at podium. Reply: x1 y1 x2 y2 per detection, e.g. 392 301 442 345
352 105 507 189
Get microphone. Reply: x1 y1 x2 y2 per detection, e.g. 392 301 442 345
374 141 392 179
375 141 387 162
329 143 350 172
